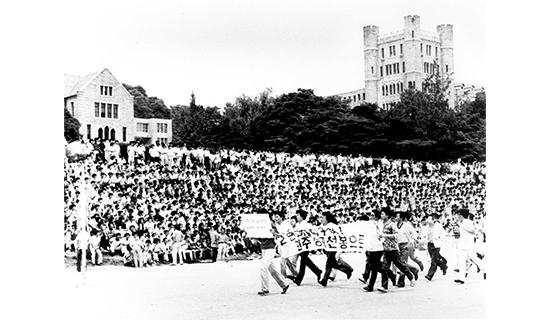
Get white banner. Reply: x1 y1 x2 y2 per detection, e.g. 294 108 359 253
240 214 273 238
278 222 368 258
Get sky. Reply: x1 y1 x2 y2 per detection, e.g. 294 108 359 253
63 0 485 109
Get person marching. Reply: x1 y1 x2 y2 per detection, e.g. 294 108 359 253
318 212 353 287
361 210 392 292
395 211 419 287
454 209 485 284
277 213 298 281
379 209 415 291
255 211 290 295
424 213 448 281
292 209 323 286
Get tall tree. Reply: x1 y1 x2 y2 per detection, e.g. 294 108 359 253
64 107 81 142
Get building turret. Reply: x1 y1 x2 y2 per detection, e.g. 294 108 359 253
364 25 379 103
403 15 422 90
437 24 455 107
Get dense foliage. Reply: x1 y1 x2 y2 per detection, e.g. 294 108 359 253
170 73 485 162
123 84 171 119
64 107 81 142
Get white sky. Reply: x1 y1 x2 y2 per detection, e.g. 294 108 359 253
63 0 485 109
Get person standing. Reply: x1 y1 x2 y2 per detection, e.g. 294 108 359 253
292 209 322 286
254 211 290 295
75 225 90 273
424 213 448 280
379 209 415 291
455 209 485 284
217 228 230 262
168 224 185 265
208 225 220 263
318 212 353 287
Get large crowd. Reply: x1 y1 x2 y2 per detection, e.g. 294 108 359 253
64 138 486 269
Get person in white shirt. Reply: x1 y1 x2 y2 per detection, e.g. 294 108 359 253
395 211 420 286
89 230 103 265
454 209 485 284
425 213 448 280
361 210 393 292
75 226 90 272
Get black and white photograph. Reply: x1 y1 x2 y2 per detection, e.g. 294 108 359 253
58 0 493 319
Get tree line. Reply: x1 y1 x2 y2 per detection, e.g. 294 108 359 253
65 73 485 162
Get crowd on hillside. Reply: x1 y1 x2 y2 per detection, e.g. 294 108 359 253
64 139 486 267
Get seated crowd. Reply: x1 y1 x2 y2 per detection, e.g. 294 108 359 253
64 138 486 268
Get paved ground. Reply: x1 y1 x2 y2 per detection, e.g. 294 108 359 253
62 247 485 319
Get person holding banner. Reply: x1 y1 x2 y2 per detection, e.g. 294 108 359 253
292 209 323 286
318 212 353 287
255 211 291 296
276 213 298 281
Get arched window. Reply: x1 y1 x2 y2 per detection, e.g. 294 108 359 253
412 30 414 38
104 126 110 140
98 128 103 140
110 128 116 140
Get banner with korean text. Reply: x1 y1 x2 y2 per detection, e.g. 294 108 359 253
278 222 368 258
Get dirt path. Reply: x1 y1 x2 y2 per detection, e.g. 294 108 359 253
62 248 485 319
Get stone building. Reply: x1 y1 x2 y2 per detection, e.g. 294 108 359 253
64 68 172 144
335 15 456 109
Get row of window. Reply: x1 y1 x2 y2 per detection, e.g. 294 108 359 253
157 123 169 133
424 62 439 74
94 102 119 119
381 44 403 59
382 42 439 59
380 62 405 77
137 123 149 133
85 124 127 142
381 102 397 110
344 92 366 103
100 85 113 96
158 138 168 145
382 82 405 96
137 122 169 133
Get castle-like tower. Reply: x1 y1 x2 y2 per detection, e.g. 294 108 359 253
337 15 455 109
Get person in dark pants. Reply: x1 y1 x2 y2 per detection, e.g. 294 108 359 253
395 211 419 287
425 213 448 280
119 142 128 164
362 210 392 292
318 212 353 287
293 209 322 286
208 225 220 262
379 209 415 291
356 215 371 284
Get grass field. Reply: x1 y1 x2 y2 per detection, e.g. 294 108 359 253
62 245 485 319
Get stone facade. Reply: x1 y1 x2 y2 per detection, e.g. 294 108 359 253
335 15 456 109
64 68 172 143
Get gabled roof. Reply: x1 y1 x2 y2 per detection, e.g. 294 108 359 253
64 68 135 100
64 70 102 98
